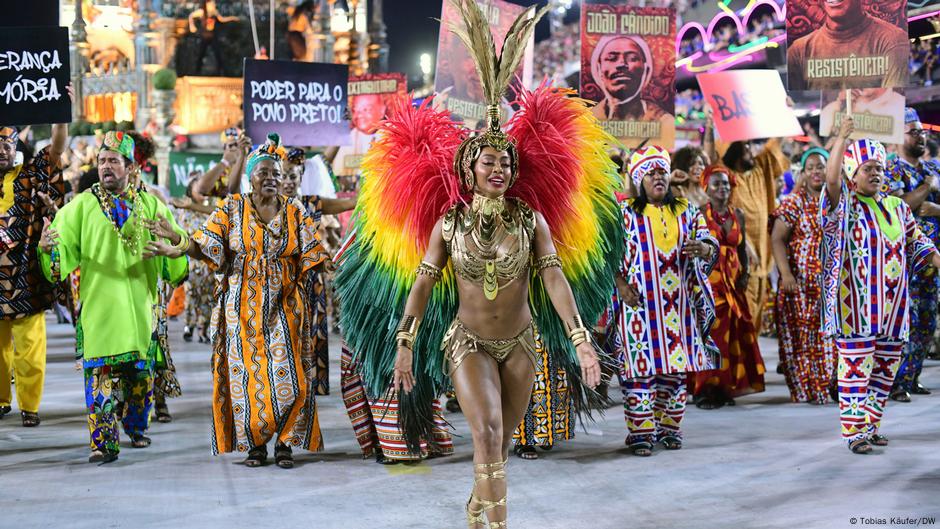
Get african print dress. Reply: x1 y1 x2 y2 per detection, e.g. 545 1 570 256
298 195 331 396
820 182 935 341
175 208 213 341
771 188 835 403
615 198 719 378
193 194 328 454
886 158 940 391
690 204 765 399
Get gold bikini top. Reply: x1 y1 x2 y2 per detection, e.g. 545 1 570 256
442 194 536 300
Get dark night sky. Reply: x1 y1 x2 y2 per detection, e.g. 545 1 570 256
383 0 549 89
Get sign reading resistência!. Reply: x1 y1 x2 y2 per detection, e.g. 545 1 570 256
0 26 71 125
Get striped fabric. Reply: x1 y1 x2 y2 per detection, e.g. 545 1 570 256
340 342 453 461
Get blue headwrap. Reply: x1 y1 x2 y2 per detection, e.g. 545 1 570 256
905 107 921 125
800 147 829 168
245 133 286 176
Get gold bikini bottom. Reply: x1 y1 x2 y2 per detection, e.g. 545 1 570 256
442 319 540 375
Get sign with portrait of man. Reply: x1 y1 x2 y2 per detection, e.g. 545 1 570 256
580 4 676 150
786 0 909 90
434 0 532 126
334 72 406 177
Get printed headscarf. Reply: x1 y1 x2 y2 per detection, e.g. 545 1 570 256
99 131 135 162
700 163 736 189
286 147 306 166
0 126 18 145
245 133 287 176
904 107 921 126
628 145 670 188
843 139 886 179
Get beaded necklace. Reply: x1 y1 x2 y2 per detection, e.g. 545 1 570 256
92 183 144 254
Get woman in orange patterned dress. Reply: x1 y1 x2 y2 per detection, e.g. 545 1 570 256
691 165 765 409
188 134 328 468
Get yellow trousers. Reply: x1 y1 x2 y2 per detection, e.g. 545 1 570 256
0 312 47 413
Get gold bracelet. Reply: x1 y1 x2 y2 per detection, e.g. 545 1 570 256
535 254 562 272
566 315 591 347
395 315 420 348
173 232 191 254
415 261 442 281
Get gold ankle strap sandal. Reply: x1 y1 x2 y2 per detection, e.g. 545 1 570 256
466 459 508 528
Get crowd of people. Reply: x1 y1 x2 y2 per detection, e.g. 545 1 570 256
2 2 939 528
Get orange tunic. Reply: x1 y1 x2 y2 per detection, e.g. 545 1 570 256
194 194 327 454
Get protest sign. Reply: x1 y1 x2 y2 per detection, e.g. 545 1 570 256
786 0 908 90
0 0 59 27
819 88 905 144
581 3 676 150
243 59 350 147
697 70 801 143
434 0 533 125
334 72 406 177
0 26 71 125
168 151 220 198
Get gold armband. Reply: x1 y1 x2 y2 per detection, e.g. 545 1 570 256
416 261 443 281
566 314 591 348
395 315 421 349
535 254 563 273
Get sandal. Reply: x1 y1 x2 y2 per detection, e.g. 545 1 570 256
466 459 507 529
889 389 911 403
183 327 193 342
868 434 889 446
154 403 172 423
0 405 11 419
275 443 294 469
243 446 267 467
849 438 872 454
445 397 462 413
21 411 40 427
375 452 398 465
661 436 682 450
130 435 151 448
695 397 722 410
88 449 119 464
629 441 653 457
513 444 538 460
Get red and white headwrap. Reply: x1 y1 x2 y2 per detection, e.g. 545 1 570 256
628 145 671 188
843 139 886 179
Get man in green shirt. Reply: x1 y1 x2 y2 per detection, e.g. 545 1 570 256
38 132 189 463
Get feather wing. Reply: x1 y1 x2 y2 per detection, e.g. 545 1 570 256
506 83 625 412
334 96 465 452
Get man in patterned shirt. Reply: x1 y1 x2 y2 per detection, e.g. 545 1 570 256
887 107 940 402
0 124 67 427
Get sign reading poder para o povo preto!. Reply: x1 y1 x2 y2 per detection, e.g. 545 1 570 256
243 59 351 147
0 26 71 125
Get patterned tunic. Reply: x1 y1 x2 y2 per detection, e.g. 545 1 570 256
0 147 65 318
194 194 328 454
771 188 836 403
820 182 935 340
615 198 719 377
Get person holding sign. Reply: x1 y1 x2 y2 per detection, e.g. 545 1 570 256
771 147 837 404
182 134 329 469
613 146 718 456
821 118 940 454
38 132 189 463
0 123 66 427
885 108 940 402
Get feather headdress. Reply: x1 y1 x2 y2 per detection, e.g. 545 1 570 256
448 0 550 192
